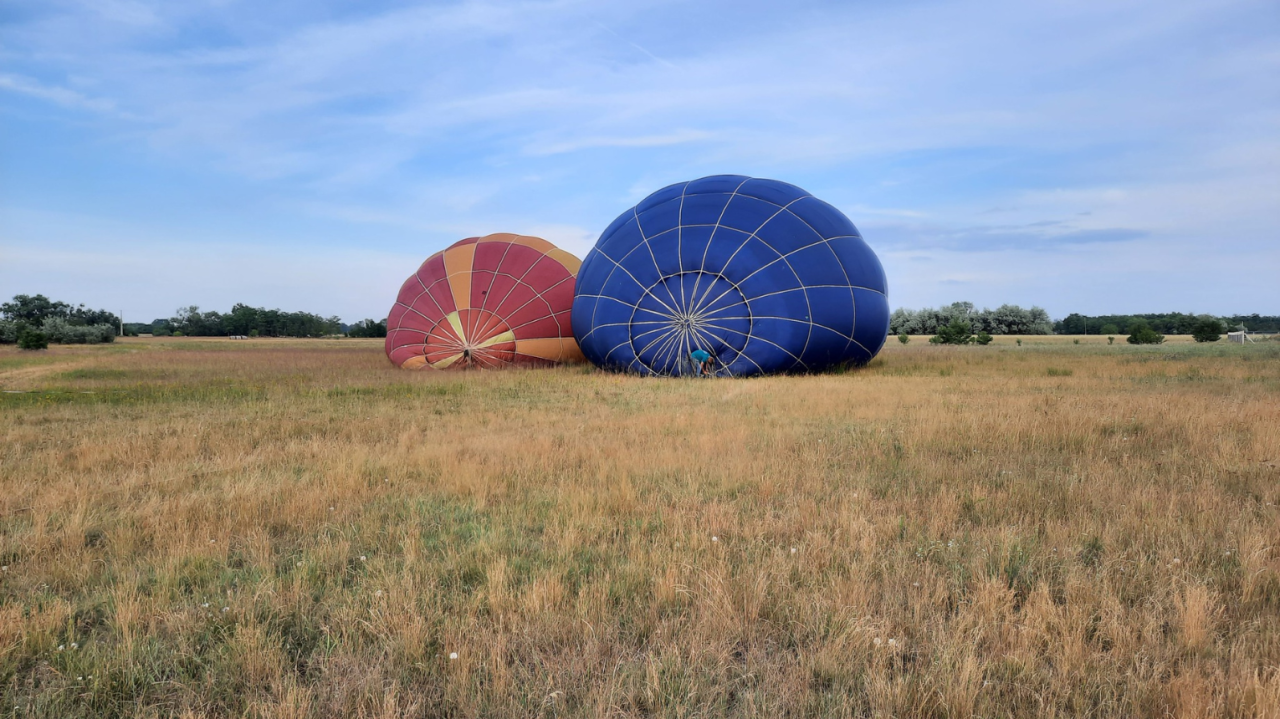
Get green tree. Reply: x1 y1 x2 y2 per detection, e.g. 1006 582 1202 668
1 294 69 325
974 331 993 345
1191 318 1224 343
897 332 909 345
348 319 388 338
1099 323 1119 335
930 319 973 345
1126 320 1165 345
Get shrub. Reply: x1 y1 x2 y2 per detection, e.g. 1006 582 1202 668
1016 338 1022 346
930 319 973 345
0 320 17 344
1126 320 1165 345
1191 318 1224 343
974 331 993 345
39 318 116 344
897 333 909 345
1108 336 1115 345
18 329 48 350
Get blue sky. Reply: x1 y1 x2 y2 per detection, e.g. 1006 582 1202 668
2 0 1277 324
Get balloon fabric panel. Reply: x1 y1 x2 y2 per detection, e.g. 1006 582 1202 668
572 175 889 377
385 234 584 369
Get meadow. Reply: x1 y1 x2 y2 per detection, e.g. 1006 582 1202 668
1 336 1278 718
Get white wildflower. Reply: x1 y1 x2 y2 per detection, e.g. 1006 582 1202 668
1172 558 1181 565
712 536 718 543
360 556 367 562
873 637 882 646
70 643 78 649
449 652 459 660
57 645 64 651
790 547 797 554
221 607 229 612
375 590 383 597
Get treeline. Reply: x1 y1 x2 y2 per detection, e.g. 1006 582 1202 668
1055 312 1280 335
0 294 118 346
890 302 1053 335
347 319 388 338
137 304 345 338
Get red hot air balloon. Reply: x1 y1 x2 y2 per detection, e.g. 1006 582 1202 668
386 234 585 369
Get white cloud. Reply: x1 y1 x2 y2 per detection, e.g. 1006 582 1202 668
0 73 118 114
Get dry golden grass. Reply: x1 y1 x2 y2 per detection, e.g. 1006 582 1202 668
1 336 1278 718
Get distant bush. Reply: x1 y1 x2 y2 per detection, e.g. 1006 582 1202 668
1047 367 1073 377
1099 323 1119 335
0 320 16 345
897 333 909 345
892 302 1052 335
40 318 116 345
1126 320 1165 345
930 320 973 345
18 330 48 350
1192 318 1224 343
974 332 993 345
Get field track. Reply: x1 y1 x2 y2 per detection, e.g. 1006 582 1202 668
2 337 1279 717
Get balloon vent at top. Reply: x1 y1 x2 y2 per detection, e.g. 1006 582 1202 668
386 234 585 369
572 175 889 376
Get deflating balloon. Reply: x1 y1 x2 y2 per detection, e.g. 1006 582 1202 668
386 234 585 369
572 175 889 376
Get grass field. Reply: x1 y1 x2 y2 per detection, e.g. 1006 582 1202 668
2 336 1279 718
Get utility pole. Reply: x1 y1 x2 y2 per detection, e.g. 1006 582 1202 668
120 311 124 337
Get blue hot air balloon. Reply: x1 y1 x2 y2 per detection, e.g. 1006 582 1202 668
572 175 889 376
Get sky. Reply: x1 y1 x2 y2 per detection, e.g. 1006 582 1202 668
1 0 1277 324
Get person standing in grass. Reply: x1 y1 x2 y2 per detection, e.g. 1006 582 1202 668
690 348 714 376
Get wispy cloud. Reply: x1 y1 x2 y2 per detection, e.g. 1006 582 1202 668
0 73 119 114
526 129 712 156
870 219 1148 252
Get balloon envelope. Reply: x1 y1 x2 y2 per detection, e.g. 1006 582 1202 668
572 175 889 376
386 234 585 369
